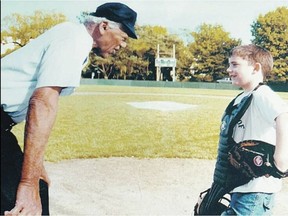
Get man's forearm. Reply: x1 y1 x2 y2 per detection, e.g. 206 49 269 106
21 87 61 184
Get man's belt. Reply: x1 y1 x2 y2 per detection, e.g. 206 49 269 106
1 106 17 132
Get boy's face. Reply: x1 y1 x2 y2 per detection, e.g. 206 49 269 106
227 56 256 91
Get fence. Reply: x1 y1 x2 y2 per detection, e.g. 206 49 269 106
80 79 287 92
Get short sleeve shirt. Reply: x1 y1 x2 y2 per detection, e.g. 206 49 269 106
1 22 93 123
231 85 288 193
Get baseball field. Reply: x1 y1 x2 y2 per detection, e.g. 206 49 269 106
12 84 288 162
11 84 288 215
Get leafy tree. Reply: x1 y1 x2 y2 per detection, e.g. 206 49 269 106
122 25 192 81
188 24 240 82
1 11 67 57
130 25 174 80
82 51 110 79
251 6 288 82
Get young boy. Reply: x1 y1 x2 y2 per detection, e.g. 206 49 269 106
219 44 288 215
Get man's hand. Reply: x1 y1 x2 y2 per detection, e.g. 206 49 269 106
4 181 42 216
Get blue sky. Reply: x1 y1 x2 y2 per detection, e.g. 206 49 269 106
1 0 287 44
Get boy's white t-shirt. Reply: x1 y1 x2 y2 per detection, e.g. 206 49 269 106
231 85 288 193
1 22 93 123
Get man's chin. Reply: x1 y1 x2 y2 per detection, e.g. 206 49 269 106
91 48 114 58
101 53 115 58
104 52 117 58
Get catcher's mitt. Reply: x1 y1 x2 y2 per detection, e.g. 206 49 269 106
194 188 230 215
228 140 288 179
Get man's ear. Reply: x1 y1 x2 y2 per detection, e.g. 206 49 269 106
99 21 109 35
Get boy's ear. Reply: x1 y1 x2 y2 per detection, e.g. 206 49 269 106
253 63 262 74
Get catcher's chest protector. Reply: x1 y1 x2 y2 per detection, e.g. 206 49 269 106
196 84 265 215
213 92 253 188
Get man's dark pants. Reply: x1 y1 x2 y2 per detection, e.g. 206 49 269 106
1 108 49 215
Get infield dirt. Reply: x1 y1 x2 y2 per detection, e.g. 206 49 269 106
46 158 288 215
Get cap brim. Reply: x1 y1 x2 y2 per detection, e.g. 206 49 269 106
122 23 137 39
89 12 97 16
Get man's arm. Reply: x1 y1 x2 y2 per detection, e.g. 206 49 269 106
274 112 288 172
5 86 62 216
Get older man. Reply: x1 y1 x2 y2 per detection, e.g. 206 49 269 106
1 2 137 215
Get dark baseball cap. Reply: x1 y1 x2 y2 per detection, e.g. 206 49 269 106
90 2 137 39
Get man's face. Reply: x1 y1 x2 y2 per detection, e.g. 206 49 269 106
92 23 128 58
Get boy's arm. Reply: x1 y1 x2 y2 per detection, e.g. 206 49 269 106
274 112 288 172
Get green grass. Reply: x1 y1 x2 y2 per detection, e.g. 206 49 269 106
12 85 288 162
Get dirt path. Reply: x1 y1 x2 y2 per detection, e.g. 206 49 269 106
46 158 288 215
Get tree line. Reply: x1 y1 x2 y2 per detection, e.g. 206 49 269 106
1 7 287 83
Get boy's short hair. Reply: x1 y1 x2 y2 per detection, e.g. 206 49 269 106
230 44 273 79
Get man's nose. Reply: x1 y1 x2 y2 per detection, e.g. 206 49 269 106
120 41 127 48
115 45 120 50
